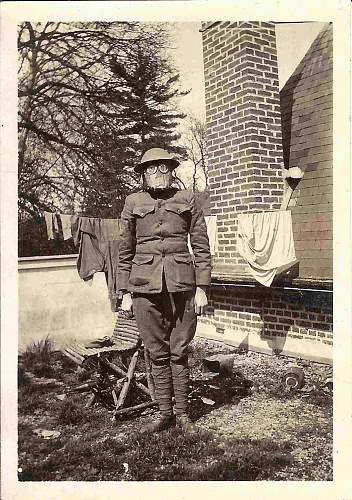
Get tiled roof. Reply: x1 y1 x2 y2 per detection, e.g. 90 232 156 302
280 23 333 279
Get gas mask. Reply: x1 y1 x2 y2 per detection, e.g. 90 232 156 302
143 162 173 191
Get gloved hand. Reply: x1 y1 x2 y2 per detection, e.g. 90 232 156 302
194 286 208 315
120 292 133 317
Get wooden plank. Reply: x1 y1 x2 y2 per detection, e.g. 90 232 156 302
114 327 140 336
115 350 140 410
135 380 152 398
114 334 139 345
114 400 157 417
100 357 126 378
84 343 129 354
85 394 97 408
71 343 90 356
114 330 140 339
114 334 140 341
63 347 85 364
112 390 118 408
61 349 84 366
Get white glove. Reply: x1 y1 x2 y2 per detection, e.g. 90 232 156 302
194 286 208 315
120 292 133 315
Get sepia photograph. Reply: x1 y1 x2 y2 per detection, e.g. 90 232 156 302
1 0 351 497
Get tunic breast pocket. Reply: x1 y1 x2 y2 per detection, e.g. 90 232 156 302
133 204 155 236
164 203 191 229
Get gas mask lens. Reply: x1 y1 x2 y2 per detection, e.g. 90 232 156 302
146 163 170 175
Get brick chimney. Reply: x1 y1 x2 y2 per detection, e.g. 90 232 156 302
201 21 285 276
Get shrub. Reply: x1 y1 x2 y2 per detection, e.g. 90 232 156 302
20 337 55 378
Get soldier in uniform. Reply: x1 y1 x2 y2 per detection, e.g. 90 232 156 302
118 147 211 433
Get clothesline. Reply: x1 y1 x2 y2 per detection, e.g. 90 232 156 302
43 210 297 288
43 211 219 254
43 212 219 312
43 212 120 243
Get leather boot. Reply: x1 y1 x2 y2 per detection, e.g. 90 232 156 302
140 414 176 434
176 414 198 433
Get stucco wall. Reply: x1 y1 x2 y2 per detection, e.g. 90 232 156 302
18 255 116 350
18 255 332 363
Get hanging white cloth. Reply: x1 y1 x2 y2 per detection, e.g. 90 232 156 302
59 214 73 240
205 216 218 255
43 212 54 239
237 210 296 286
188 215 218 256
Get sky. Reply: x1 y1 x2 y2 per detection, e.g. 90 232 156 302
169 21 327 188
170 22 327 123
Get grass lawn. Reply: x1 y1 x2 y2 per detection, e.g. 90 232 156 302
18 337 332 481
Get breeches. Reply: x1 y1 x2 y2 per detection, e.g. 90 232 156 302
133 290 197 415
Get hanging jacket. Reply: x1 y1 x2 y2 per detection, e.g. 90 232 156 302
71 216 120 310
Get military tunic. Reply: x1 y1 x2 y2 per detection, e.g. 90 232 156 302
117 188 211 294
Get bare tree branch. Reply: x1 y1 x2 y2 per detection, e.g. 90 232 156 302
18 21 187 230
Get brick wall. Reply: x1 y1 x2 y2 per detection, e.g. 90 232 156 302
202 286 333 346
280 23 333 278
200 22 333 357
202 21 285 277
197 284 332 362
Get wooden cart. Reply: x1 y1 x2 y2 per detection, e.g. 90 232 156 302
61 313 157 418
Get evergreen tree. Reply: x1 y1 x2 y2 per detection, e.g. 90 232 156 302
80 42 188 217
